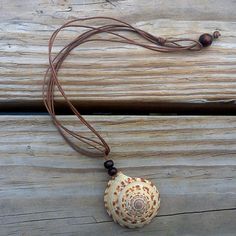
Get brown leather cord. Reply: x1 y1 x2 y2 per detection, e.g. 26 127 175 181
43 16 217 160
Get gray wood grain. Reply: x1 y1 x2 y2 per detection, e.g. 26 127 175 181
0 1 236 235
0 115 235 235
0 0 236 110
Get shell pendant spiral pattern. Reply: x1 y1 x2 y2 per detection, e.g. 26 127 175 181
104 172 160 228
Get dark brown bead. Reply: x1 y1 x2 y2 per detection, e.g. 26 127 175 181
199 33 213 47
104 160 114 169
213 31 221 39
108 167 118 176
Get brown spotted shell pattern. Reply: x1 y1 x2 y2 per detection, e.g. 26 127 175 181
104 172 160 228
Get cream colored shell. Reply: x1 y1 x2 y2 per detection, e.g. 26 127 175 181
104 171 160 228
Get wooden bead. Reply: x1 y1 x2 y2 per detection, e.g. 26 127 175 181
199 33 213 47
108 167 118 176
104 160 114 169
213 31 221 39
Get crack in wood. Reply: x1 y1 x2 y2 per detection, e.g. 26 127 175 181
105 0 117 8
70 1 115 6
157 207 236 218
0 210 63 218
1 215 97 226
65 0 127 7
1 208 235 226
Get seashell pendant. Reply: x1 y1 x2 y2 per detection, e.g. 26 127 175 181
104 171 160 228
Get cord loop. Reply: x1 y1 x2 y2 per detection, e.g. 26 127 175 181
43 17 218 158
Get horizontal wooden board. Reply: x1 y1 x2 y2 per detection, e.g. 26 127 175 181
0 115 235 235
0 0 236 111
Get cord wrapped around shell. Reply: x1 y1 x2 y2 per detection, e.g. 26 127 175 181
104 172 160 228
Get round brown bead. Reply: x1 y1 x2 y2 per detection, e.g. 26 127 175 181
199 33 213 47
108 167 118 176
104 160 114 169
213 31 221 39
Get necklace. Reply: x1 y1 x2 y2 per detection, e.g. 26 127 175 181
43 17 220 228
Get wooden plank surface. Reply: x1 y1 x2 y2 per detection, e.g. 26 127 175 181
0 0 236 111
0 115 235 235
1 1 236 235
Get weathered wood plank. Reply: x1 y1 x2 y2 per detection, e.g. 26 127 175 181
0 115 235 235
0 0 236 111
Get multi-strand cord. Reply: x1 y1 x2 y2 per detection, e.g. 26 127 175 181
43 16 220 159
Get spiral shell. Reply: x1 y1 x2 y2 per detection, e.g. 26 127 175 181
104 171 160 228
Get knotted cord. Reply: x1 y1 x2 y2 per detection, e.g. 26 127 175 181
43 16 210 159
